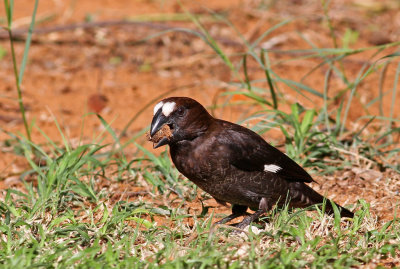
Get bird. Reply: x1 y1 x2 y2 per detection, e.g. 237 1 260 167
149 97 354 229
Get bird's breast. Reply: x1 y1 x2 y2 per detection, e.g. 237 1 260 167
170 139 229 182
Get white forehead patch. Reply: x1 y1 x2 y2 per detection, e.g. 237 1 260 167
264 164 282 173
153 101 164 115
162 102 176 117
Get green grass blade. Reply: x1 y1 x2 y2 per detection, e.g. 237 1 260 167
243 54 252 91
47 108 70 152
223 91 272 106
260 50 278 109
4 0 13 27
322 68 331 133
3 0 37 142
389 62 400 132
179 3 235 74
300 109 315 135
378 61 389 116
96 114 125 159
18 0 39 85
280 77 323 98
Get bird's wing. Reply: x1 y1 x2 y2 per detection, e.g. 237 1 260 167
216 121 314 183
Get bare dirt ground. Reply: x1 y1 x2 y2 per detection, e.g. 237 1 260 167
0 0 399 221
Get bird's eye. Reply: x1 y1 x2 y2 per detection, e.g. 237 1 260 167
176 106 185 116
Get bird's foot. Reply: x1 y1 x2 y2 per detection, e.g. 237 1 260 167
215 213 247 225
234 209 265 230
214 204 249 225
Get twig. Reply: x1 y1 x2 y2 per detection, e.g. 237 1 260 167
331 146 375 166
0 20 242 47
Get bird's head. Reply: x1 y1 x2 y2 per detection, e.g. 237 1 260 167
150 97 213 148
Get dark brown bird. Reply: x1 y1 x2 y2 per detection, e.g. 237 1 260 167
149 97 353 229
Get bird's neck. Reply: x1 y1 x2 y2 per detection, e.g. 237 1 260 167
185 111 213 139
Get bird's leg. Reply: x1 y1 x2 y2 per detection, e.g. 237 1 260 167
235 197 269 230
215 204 248 225
235 209 265 229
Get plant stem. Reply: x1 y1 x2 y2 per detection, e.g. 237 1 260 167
7 28 32 142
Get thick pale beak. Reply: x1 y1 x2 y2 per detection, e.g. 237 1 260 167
150 109 170 148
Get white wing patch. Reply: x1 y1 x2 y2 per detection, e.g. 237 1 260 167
264 164 282 173
153 101 164 115
162 102 176 117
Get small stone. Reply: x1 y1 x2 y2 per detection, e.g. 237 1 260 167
4 176 22 187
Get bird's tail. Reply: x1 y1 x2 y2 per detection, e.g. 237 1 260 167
290 182 354 218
